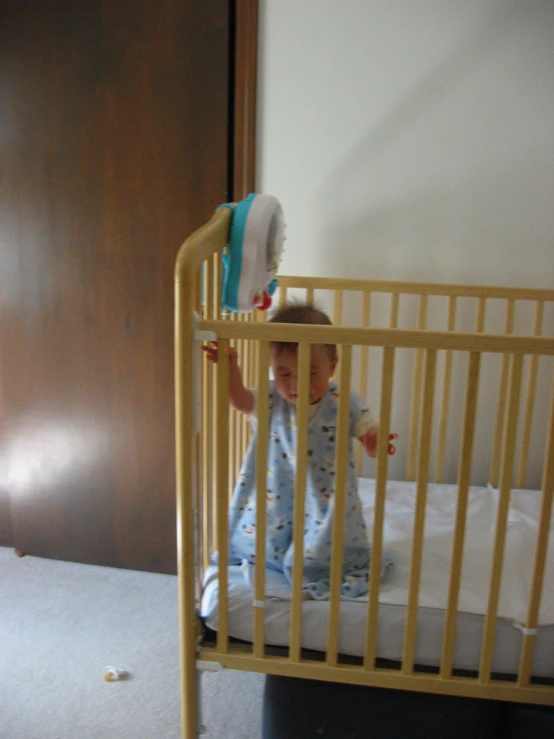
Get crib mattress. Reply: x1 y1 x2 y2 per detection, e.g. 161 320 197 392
200 479 554 678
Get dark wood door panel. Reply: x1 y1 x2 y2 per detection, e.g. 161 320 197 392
0 0 230 572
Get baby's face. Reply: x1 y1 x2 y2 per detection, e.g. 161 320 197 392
271 345 337 406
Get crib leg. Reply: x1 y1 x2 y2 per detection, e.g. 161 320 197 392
196 669 206 736
195 660 223 736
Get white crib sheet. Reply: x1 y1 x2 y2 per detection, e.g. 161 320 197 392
201 479 554 678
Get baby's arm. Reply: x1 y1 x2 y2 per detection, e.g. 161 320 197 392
354 408 397 458
359 428 398 458
203 343 254 415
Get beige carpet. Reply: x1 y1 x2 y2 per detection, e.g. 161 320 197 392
0 547 264 738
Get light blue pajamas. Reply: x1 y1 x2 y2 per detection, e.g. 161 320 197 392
219 382 392 599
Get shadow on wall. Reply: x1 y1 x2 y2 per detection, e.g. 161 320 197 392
317 0 553 287
321 163 554 287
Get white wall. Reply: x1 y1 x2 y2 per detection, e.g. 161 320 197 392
257 0 554 486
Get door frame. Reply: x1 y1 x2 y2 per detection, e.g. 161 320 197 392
233 0 259 198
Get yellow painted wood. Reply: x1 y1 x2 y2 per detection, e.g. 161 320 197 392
278 275 554 303
518 379 554 686
440 352 481 678
364 347 396 669
356 292 372 473
214 252 222 317
435 296 457 483
327 345 353 667
216 338 231 654
197 644 554 706
402 349 437 674
480 353 524 682
194 425 203 594
201 320 554 357
175 229 228 738
334 290 343 384
202 350 212 569
517 301 544 488
290 341 311 662
254 341 270 659
475 297 487 333
407 296 428 481
489 299 516 486
390 293 399 328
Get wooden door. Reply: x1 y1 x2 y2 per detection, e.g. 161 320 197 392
0 0 230 573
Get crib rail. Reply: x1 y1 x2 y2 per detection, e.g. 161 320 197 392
175 210 554 738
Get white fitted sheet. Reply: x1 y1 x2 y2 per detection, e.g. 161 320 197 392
201 479 554 678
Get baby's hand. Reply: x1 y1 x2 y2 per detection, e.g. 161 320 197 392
202 342 238 366
360 430 398 458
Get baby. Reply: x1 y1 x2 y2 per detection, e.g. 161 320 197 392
204 302 397 599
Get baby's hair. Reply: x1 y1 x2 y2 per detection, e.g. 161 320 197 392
268 300 337 360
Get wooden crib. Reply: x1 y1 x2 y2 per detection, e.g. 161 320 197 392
175 207 554 738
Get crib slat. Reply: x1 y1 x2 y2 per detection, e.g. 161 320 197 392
402 349 437 675
334 290 343 384
480 352 523 682
475 297 487 333
517 301 544 488
356 292 372 474
202 350 212 570
390 293 399 328
280 285 287 308
489 299 516 487
307 287 314 305
407 295 428 481
240 313 247 464
195 424 203 592
253 341 270 659
216 338 231 653
440 351 481 678
214 253 222 317
364 347 396 670
518 378 554 685
435 296 457 483
327 345 353 667
290 340 312 663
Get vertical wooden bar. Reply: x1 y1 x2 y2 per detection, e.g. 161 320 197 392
475 297 487 333
204 257 214 320
234 318 242 491
216 338 231 654
253 341 270 658
326 345 353 667
407 295 428 480
402 349 437 674
357 292 371 473
289 341 312 663
213 253 222 318
440 351 481 678
518 378 554 686
480 353 523 683
334 290 343 384
435 296 457 483
195 417 203 592
240 315 248 465
489 299 516 487
307 287 314 305
280 285 287 308
364 347 395 670
517 301 544 488
389 293 400 328
202 348 212 569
